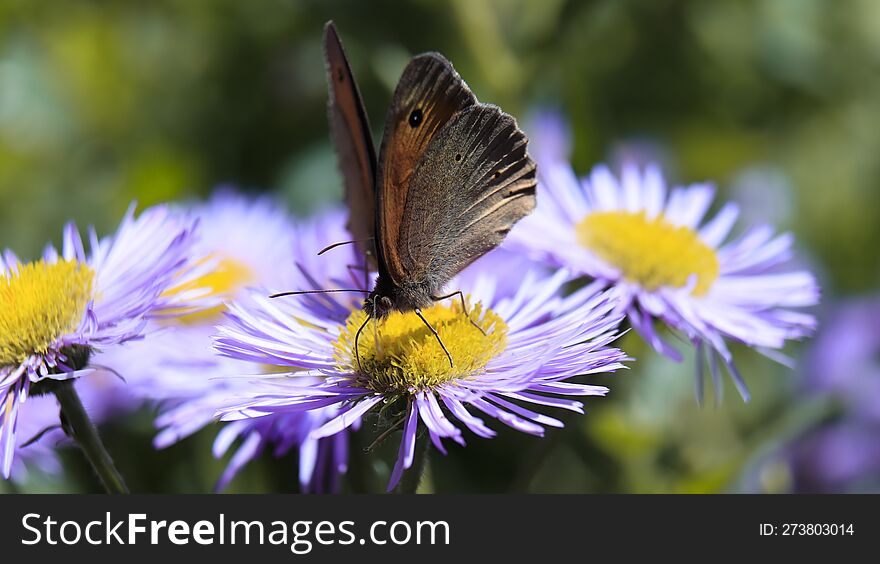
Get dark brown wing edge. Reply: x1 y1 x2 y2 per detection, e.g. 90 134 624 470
323 21 378 264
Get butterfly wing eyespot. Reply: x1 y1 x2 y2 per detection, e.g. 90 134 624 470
455 153 462 162
409 108 423 128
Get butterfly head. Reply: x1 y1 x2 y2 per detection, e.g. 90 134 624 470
364 275 436 319
364 292 395 320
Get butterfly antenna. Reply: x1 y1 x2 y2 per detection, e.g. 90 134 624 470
353 314 370 373
432 290 487 336
317 238 374 256
270 289 370 298
414 308 454 368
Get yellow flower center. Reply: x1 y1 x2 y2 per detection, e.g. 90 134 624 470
0 260 94 366
576 210 719 295
334 299 507 394
165 255 254 323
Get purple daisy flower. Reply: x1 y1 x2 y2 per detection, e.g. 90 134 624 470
508 116 819 401
213 255 627 491
94 189 305 404
0 204 203 479
103 195 357 492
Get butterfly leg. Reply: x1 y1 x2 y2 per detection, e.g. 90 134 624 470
432 290 487 336
362 249 374 290
353 315 371 373
342 253 374 291
365 414 406 453
414 308 454 367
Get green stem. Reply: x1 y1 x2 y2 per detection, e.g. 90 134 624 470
52 380 128 494
394 429 429 494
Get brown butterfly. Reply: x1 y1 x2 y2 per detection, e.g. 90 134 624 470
277 21 536 368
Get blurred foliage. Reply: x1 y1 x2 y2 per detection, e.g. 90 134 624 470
2 0 878 493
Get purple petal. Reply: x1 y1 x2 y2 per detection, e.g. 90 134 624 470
310 395 381 439
387 399 419 491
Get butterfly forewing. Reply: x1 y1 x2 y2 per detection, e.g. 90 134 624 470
323 21 377 257
375 53 478 284
395 104 537 283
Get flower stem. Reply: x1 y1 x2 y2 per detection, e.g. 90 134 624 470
52 380 128 494
394 429 429 494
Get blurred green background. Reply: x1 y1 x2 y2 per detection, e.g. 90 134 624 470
2 0 878 493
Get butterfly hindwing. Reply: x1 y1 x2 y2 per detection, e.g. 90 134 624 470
395 104 537 284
